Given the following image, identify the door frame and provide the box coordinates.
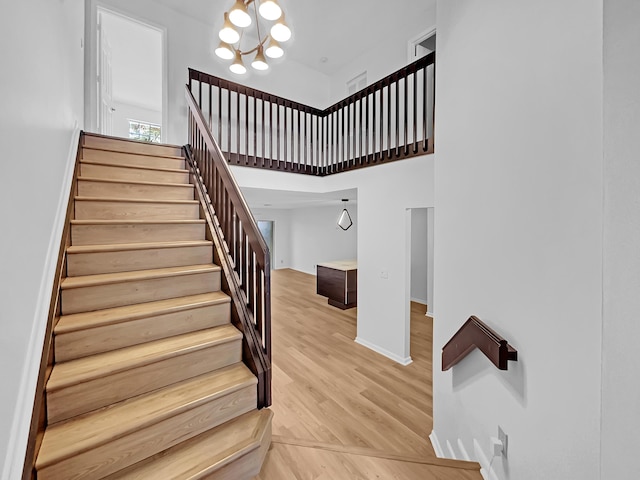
[407,26,437,63]
[85,1,168,142]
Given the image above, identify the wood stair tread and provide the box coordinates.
[36,363,257,470]
[71,219,205,225]
[66,240,212,254]
[83,132,183,150]
[61,264,220,290]
[80,160,189,174]
[74,196,199,205]
[78,176,194,188]
[83,146,185,160]
[47,324,241,391]
[55,291,229,334]
[105,409,273,479]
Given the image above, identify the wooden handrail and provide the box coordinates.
[188,52,435,176]
[442,316,518,371]
[185,85,271,407]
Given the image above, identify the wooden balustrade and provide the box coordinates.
[185,86,271,408]
[188,52,435,176]
[442,316,518,371]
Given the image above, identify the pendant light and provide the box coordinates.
[230,50,247,75]
[251,45,269,71]
[337,199,353,231]
[219,12,240,44]
[270,13,291,42]
[214,41,235,60]
[259,0,282,21]
[229,0,252,28]
[265,38,284,58]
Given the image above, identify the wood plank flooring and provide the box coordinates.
[256,269,479,479]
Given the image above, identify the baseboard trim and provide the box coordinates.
[271,436,479,470]
[1,125,80,480]
[354,337,412,366]
[410,297,428,305]
[426,311,434,317]
[457,438,471,461]
[429,430,444,458]
[474,438,499,480]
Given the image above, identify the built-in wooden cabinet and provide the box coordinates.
[316,261,357,310]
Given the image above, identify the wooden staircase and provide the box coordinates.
[33,133,272,480]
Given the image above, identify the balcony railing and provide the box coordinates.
[188,52,435,176]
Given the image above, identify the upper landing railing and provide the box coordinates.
[188,52,435,176]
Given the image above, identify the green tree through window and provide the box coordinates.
[129,120,161,143]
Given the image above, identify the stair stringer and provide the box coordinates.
[24,133,271,480]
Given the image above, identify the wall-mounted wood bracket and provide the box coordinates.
[442,316,518,371]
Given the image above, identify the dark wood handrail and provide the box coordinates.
[185,85,271,407]
[188,51,435,176]
[442,316,518,371]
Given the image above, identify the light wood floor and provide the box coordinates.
[256,269,480,479]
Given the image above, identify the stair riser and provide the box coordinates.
[61,271,221,315]
[47,340,242,424]
[201,422,272,480]
[77,179,194,201]
[71,222,206,246]
[83,135,183,157]
[83,149,185,169]
[55,302,230,362]
[75,200,200,221]
[67,245,213,276]
[38,385,257,480]
[80,163,189,184]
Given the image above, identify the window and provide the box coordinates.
[347,71,367,96]
[128,120,161,143]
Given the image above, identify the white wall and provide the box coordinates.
[433,1,603,479]
[112,101,162,139]
[86,0,330,145]
[290,204,358,275]
[232,154,434,365]
[601,1,640,478]
[410,208,428,304]
[0,0,85,476]
[426,207,434,314]
[327,2,436,104]
[250,208,292,270]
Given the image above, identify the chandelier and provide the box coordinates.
[215,0,292,75]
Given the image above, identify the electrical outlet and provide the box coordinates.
[498,426,508,458]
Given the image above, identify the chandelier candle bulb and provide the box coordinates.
[259,0,282,21]
[252,46,269,71]
[270,13,291,42]
[215,41,235,60]
[219,12,240,44]
[265,38,284,58]
[230,50,247,75]
[229,0,252,27]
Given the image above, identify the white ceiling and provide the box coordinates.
[100,10,163,111]
[241,187,357,210]
[151,0,435,75]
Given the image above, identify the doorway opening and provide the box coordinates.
[406,206,434,349]
[408,27,436,62]
[95,8,164,141]
[258,220,275,269]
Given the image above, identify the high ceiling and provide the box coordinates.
[151,0,435,75]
